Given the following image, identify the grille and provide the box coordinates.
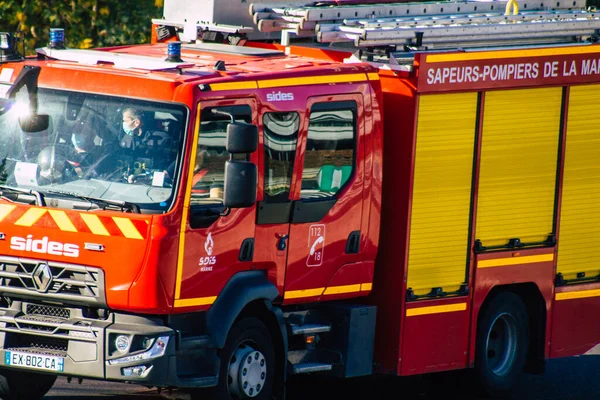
[0,256,105,306]
[26,304,71,319]
[13,335,68,352]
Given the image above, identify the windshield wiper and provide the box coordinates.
[0,185,45,206]
[42,190,140,213]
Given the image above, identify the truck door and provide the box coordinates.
[284,94,366,303]
[253,94,366,303]
[174,99,258,308]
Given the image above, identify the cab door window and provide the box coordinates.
[263,112,300,201]
[300,102,356,200]
[191,105,252,206]
[257,112,300,224]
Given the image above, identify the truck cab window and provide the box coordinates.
[301,103,356,199]
[263,112,299,202]
[191,105,252,206]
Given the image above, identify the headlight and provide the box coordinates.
[115,335,130,353]
[108,336,170,365]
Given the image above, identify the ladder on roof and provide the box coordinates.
[250,0,600,48]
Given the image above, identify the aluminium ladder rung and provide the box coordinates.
[251,0,589,25]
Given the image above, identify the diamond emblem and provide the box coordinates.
[32,263,52,293]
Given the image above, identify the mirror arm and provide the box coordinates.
[211,108,234,123]
[219,207,231,217]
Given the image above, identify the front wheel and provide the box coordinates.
[192,317,275,400]
[0,368,57,400]
[475,291,529,397]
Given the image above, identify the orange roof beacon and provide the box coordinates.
[0,0,600,398]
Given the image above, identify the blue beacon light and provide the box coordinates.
[49,28,65,49]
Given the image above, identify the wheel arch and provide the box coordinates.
[475,283,547,374]
[205,271,288,396]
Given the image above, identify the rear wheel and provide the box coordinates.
[0,368,57,400]
[475,291,529,397]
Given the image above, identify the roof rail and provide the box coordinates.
[36,48,195,71]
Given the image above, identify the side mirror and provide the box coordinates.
[226,122,258,154]
[19,113,49,133]
[223,160,257,208]
[5,65,50,133]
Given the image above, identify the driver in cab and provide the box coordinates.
[37,121,112,183]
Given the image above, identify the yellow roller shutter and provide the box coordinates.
[407,93,477,297]
[476,88,561,248]
[557,84,600,280]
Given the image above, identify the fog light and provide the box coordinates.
[122,365,149,377]
[140,336,154,350]
[115,335,130,353]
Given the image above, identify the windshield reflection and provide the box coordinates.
[0,89,186,213]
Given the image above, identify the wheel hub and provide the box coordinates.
[228,344,267,398]
[486,312,518,376]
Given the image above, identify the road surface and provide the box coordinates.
[43,355,600,399]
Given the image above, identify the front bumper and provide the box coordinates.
[0,300,218,387]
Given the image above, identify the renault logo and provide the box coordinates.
[32,263,52,293]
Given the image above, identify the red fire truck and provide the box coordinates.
[0,0,600,398]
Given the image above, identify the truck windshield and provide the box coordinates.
[0,88,186,213]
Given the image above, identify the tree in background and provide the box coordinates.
[0,0,163,54]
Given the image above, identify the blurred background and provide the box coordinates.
[0,0,163,54]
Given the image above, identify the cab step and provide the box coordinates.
[292,362,333,374]
[290,323,331,335]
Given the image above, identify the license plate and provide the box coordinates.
[4,351,64,372]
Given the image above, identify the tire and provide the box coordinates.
[475,291,529,397]
[0,368,57,400]
[192,317,275,400]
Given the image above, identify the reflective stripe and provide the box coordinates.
[15,208,46,226]
[406,303,467,317]
[80,214,110,236]
[478,253,554,268]
[323,284,361,295]
[258,73,368,89]
[112,217,143,240]
[175,103,202,302]
[0,205,16,222]
[556,289,600,301]
[48,210,77,232]
[174,296,217,307]
[285,288,325,299]
[210,81,258,91]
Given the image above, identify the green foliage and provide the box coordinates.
[0,0,164,54]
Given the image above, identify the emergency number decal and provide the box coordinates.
[307,224,325,267]
[199,232,216,272]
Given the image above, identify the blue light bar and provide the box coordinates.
[0,32,23,63]
[166,41,183,62]
[0,33,10,50]
[49,28,65,49]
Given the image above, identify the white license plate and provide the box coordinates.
[4,351,64,372]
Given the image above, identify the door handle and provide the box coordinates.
[276,234,289,251]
